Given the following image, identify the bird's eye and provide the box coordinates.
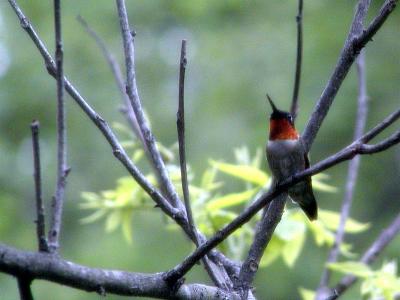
[288,115,293,124]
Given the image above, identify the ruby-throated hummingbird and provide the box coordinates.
[265,95,318,220]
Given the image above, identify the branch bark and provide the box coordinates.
[30,121,48,253]
[48,0,69,253]
[0,244,240,300]
[115,0,183,211]
[76,15,145,144]
[290,0,303,119]
[302,0,397,152]
[235,193,287,299]
[316,49,369,299]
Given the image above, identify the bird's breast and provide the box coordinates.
[266,139,305,180]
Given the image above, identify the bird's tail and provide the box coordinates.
[289,180,318,221]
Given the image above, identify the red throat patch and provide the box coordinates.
[269,119,299,140]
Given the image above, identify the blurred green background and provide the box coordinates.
[0,1,399,299]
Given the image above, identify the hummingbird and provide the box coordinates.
[265,95,318,221]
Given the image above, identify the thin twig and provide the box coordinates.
[316,49,369,299]
[328,213,400,299]
[175,40,231,289]
[115,0,183,211]
[76,15,145,144]
[302,0,397,152]
[236,193,286,299]
[48,0,69,253]
[164,116,400,284]
[290,0,303,118]
[177,40,194,241]
[30,121,48,252]
[17,277,33,300]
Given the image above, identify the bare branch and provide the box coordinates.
[290,0,303,118]
[7,0,239,282]
[17,277,33,300]
[30,121,48,252]
[0,244,240,300]
[236,194,286,298]
[76,15,145,145]
[316,49,369,299]
[328,213,400,299]
[115,0,183,211]
[48,0,69,253]
[165,114,400,284]
[302,0,398,152]
[177,40,193,241]
[175,40,230,289]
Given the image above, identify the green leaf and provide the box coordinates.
[327,261,373,278]
[210,160,269,186]
[105,210,121,233]
[319,209,370,233]
[312,173,338,193]
[80,209,107,224]
[282,229,305,267]
[206,189,257,211]
[275,216,305,241]
[259,237,284,267]
[308,220,334,246]
[298,287,315,300]
[209,210,238,229]
[121,210,133,244]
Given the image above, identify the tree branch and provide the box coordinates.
[0,244,240,300]
[48,0,69,253]
[290,0,303,118]
[302,0,397,152]
[7,0,239,283]
[17,277,33,300]
[328,213,400,299]
[317,50,369,299]
[30,121,48,252]
[76,15,145,144]
[165,113,400,284]
[175,40,231,289]
[236,193,287,299]
[115,0,183,211]
[7,0,185,231]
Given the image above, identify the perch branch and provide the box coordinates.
[302,0,397,152]
[329,213,400,299]
[115,0,183,211]
[165,113,400,284]
[30,120,48,252]
[48,0,69,253]
[236,193,287,299]
[317,50,369,298]
[290,0,303,118]
[76,15,144,144]
[0,244,240,300]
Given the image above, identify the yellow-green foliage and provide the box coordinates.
[80,136,368,268]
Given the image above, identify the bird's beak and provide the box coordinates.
[266,94,278,112]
